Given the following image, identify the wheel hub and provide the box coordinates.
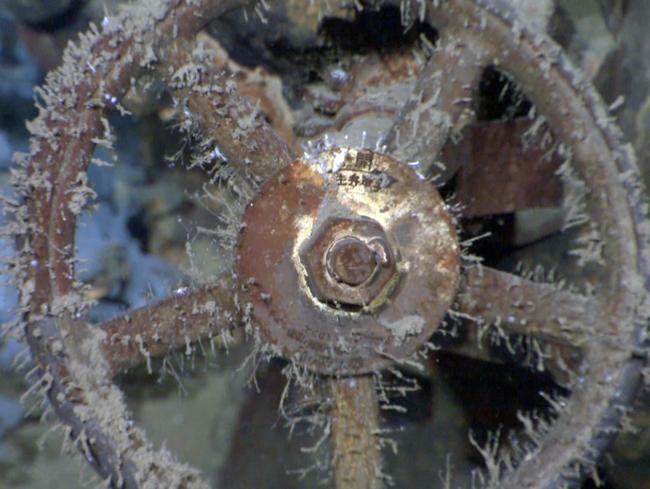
[236,148,460,375]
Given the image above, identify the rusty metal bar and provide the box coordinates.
[384,33,493,182]
[162,37,295,192]
[330,375,383,489]
[98,278,240,376]
[439,319,580,387]
[442,118,564,217]
[456,266,593,348]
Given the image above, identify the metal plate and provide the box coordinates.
[236,148,460,375]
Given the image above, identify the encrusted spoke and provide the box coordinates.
[383,32,492,183]
[98,277,241,375]
[438,322,580,387]
[442,118,564,217]
[163,36,295,198]
[455,266,594,349]
[330,376,383,489]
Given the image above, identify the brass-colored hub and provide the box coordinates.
[236,148,460,375]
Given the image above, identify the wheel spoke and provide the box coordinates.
[442,118,563,217]
[164,36,295,195]
[455,266,594,349]
[383,32,492,182]
[98,277,241,375]
[330,375,383,489]
[438,322,580,387]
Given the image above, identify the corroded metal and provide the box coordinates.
[442,118,564,217]
[295,49,423,139]
[457,266,593,348]
[236,148,460,375]
[326,236,379,287]
[330,376,383,489]
[383,29,494,182]
[14,1,650,488]
[449,266,591,385]
[300,216,398,307]
[98,279,241,376]
[14,1,265,487]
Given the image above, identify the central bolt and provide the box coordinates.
[299,216,399,307]
[325,237,377,286]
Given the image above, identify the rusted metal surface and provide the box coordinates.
[416,2,648,489]
[16,1,264,487]
[447,265,593,385]
[442,118,564,217]
[438,323,579,387]
[383,31,495,182]
[236,148,460,375]
[194,32,300,153]
[163,37,295,192]
[98,279,241,376]
[330,376,383,489]
[456,266,593,348]
[300,217,398,307]
[294,50,422,139]
[327,236,378,286]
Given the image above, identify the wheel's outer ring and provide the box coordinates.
[13,0,650,488]
[421,2,649,488]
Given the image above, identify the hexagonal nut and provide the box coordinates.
[299,215,399,308]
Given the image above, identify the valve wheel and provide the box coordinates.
[8,1,650,489]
